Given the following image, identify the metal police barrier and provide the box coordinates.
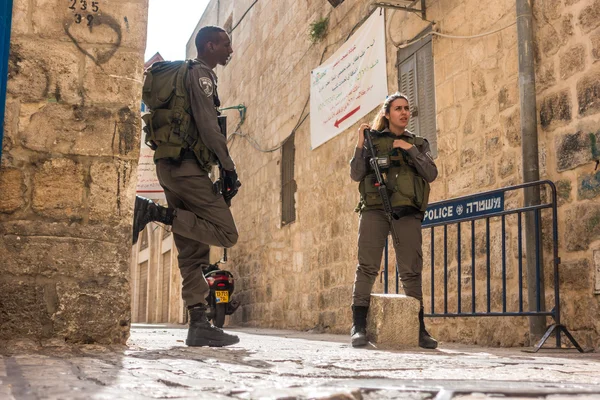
[382,180,585,352]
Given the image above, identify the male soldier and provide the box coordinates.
[133,26,239,347]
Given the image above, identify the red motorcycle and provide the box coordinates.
[202,261,240,328]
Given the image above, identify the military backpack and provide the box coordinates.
[141,60,217,169]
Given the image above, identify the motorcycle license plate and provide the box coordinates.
[215,290,229,303]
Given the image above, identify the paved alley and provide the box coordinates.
[1,325,600,399]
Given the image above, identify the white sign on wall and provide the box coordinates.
[310,10,388,150]
[136,115,165,200]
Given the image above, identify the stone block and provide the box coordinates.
[32,158,85,219]
[578,171,600,200]
[454,71,470,102]
[534,0,561,21]
[539,89,572,130]
[11,0,30,36]
[564,203,600,251]
[366,294,420,348]
[503,45,518,78]
[535,60,556,93]
[0,231,130,279]
[53,281,130,344]
[442,155,460,177]
[440,106,462,132]
[89,160,136,222]
[594,250,600,294]
[592,29,600,62]
[555,130,600,172]
[562,13,575,37]
[538,25,562,58]
[0,168,26,213]
[577,67,600,117]
[460,137,483,167]
[436,79,454,111]
[557,258,593,291]
[448,170,474,196]
[438,133,458,157]
[560,293,597,331]
[82,49,144,106]
[463,107,479,136]
[498,81,518,112]
[474,161,495,188]
[8,40,82,104]
[0,280,55,341]
[560,45,586,80]
[32,0,148,51]
[3,99,20,145]
[498,151,516,179]
[502,108,521,147]
[485,128,502,155]
[556,179,573,206]
[578,0,600,34]
[471,69,487,98]
[480,99,498,128]
[19,104,140,159]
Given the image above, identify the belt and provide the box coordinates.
[392,206,422,219]
[181,149,196,160]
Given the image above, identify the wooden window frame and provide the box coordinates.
[281,133,296,226]
[397,26,437,157]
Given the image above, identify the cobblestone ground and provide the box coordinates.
[1,325,600,399]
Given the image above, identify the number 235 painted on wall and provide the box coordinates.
[68,0,100,26]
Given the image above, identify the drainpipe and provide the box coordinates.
[516,0,546,341]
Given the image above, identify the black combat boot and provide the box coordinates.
[350,305,369,347]
[186,305,240,347]
[132,196,175,244]
[418,308,438,349]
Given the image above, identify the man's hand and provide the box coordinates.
[393,138,414,151]
[223,169,241,205]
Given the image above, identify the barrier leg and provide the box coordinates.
[529,324,590,353]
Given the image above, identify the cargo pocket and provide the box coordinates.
[389,167,415,206]
[360,174,383,207]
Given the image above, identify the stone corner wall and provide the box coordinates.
[0,0,148,346]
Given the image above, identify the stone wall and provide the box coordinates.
[0,0,148,346]
[192,0,600,348]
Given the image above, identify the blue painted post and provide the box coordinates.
[0,0,13,162]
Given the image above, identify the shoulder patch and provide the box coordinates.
[198,77,214,97]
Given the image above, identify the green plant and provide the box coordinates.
[309,17,329,43]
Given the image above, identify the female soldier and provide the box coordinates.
[349,92,438,349]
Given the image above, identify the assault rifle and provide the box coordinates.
[364,129,401,247]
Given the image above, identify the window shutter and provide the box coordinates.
[281,134,296,225]
[416,41,437,157]
[138,261,148,323]
[399,55,419,134]
[161,250,171,322]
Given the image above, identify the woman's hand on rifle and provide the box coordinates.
[357,123,371,149]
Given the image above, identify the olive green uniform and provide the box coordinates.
[156,59,238,307]
[350,129,438,307]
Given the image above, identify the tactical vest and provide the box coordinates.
[358,132,430,213]
[141,60,218,171]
